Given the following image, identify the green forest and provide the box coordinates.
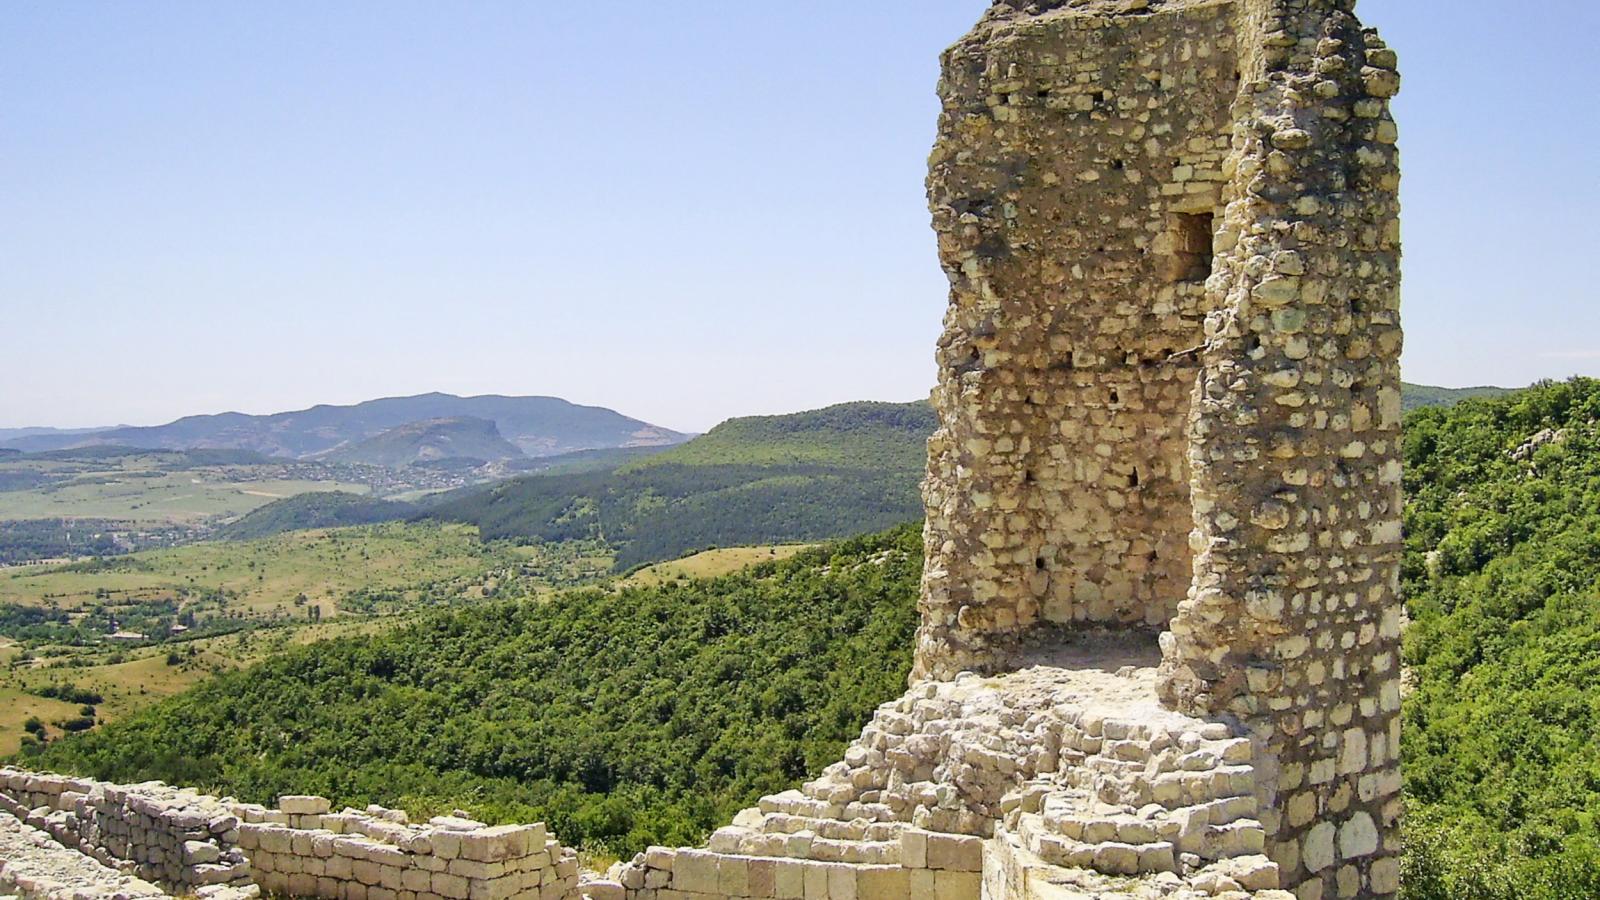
[1401,378,1600,899]
[23,525,923,857]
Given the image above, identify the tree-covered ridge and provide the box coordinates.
[22,524,923,857]
[1401,377,1600,898]
[1400,382,1513,413]
[621,401,936,471]
[425,401,933,569]
[215,492,417,541]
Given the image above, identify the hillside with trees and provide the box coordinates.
[23,525,922,856]
[1401,378,1600,898]
[425,401,935,569]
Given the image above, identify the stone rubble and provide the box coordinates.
[607,652,1295,900]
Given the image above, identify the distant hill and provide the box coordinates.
[0,394,688,460]
[0,426,117,444]
[13,446,279,467]
[314,417,523,467]
[215,492,416,542]
[1401,382,1514,412]
[427,400,935,569]
[622,401,934,472]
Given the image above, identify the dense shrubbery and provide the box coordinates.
[25,524,923,856]
[1401,378,1600,898]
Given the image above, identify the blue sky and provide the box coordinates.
[3,0,1596,433]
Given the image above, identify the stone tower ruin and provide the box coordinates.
[917,0,1403,896]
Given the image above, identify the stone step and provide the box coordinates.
[1030,834,1178,876]
[709,827,903,866]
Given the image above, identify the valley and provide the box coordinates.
[0,380,1591,897]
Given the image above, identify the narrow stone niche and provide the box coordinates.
[1164,212,1216,283]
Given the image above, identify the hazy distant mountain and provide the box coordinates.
[315,417,525,467]
[0,426,119,444]
[0,394,688,459]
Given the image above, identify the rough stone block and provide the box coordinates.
[774,859,805,900]
[448,859,507,880]
[924,835,981,873]
[748,857,777,899]
[803,862,830,900]
[673,851,719,896]
[717,855,750,896]
[643,848,676,872]
[459,825,538,863]
[289,872,319,896]
[826,863,857,900]
[432,871,471,900]
[931,871,977,900]
[899,830,927,869]
[467,875,520,900]
[326,854,355,880]
[280,796,333,816]
[857,866,909,900]
[353,859,384,886]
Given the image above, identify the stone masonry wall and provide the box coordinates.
[919,0,1243,679]
[1156,1,1405,897]
[0,768,251,891]
[0,769,579,900]
[238,797,578,900]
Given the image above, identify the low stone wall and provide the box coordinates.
[0,808,171,900]
[238,796,579,900]
[0,768,250,891]
[0,769,579,900]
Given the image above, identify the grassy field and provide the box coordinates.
[0,522,612,616]
[620,545,816,586]
[0,470,367,523]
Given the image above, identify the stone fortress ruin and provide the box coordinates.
[0,1,1400,900]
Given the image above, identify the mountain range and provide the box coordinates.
[0,394,688,460]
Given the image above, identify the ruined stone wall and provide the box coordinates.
[0,769,579,900]
[915,1,1402,898]
[1157,1,1405,897]
[919,0,1244,678]
[0,768,251,891]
